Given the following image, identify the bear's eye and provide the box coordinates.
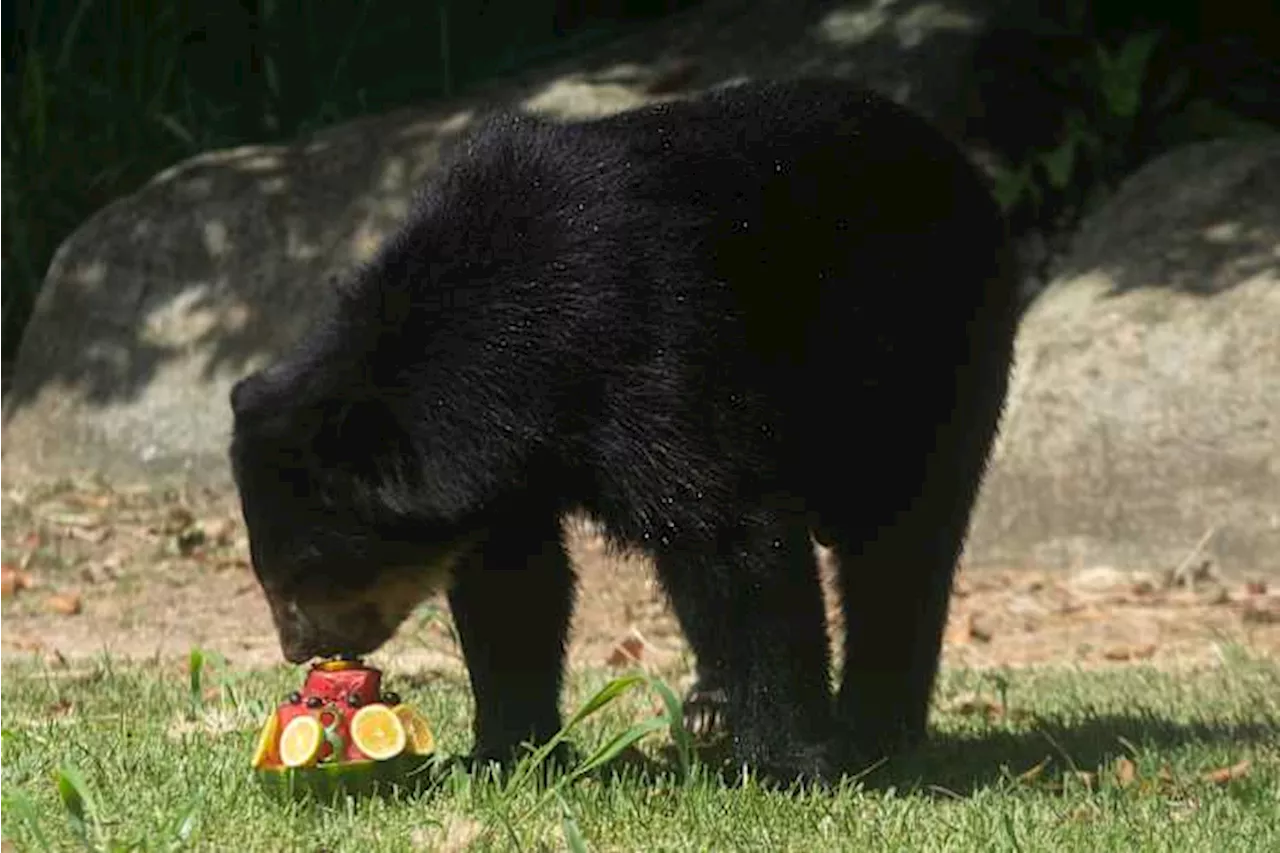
[347,693,363,708]
[305,696,323,709]
[287,691,301,704]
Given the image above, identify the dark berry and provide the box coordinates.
[381,691,401,707]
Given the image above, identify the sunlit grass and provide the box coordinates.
[3,649,1277,851]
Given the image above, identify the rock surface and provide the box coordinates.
[3,0,1009,485]
[966,138,1280,575]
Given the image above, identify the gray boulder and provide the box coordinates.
[3,0,1011,486]
[966,138,1280,576]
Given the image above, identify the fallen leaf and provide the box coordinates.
[944,692,1005,722]
[1202,759,1250,785]
[1,563,33,598]
[1130,579,1156,596]
[47,593,83,616]
[163,505,196,534]
[1069,566,1129,593]
[968,613,994,643]
[410,816,486,852]
[1016,756,1051,783]
[606,631,647,667]
[203,517,238,546]
[943,612,972,646]
[65,524,111,544]
[1168,797,1199,822]
[175,525,206,556]
[1115,757,1137,787]
[1070,770,1098,791]
[46,511,105,530]
[1103,643,1157,662]
[1064,803,1098,823]
[1241,599,1279,624]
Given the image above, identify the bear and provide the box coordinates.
[228,76,1021,786]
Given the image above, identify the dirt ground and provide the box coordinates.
[2,478,1277,683]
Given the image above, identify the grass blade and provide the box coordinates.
[646,675,693,782]
[558,792,591,853]
[56,762,97,843]
[5,788,54,850]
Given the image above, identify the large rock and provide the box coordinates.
[5,0,1013,484]
[966,138,1280,575]
[3,0,1011,486]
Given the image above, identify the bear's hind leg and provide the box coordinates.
[654,514,836,785]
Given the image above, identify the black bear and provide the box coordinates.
[229,77,1020,786]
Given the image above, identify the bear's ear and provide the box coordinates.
[230,372,273,419]
[230,367,326,442]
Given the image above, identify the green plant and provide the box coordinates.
[992,24,1273,226]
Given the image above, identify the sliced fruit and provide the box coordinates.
[256,754,435,801]
[279,714,324,768]
[350,703,406,761]
[250,712,279,769]
[394,705,435,756]
[316,658,361,672]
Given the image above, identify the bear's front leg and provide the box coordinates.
[447,516,575,772]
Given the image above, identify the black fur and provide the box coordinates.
[229,77,1020,786]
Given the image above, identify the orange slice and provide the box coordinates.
[250,712,279,769]
[315,658,361,672]
[349,703,406,761]
[279,715,323,768]
[393,705,435,756]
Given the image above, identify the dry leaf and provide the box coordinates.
[1168,797,1200,822]
[605,631,646,667]
[411,816,485,852]
[1016,756,1051,783]
[944,692,1004,721]
[1103,643,1157,662]
[968,618,994,644]
[1202,759,1250,785]
[1,563,33,598]
[47,592,83,616]
[1065,803,1098,823]
[203,517,238,546]
[163,505,196,533]
[942,609,972,646]
[1114,757,1137,787]
[1130,579,1156,596]
[1070,770,1098,791]
[1241,599,1279,625]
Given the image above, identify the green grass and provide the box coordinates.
[2,652,1278,852]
